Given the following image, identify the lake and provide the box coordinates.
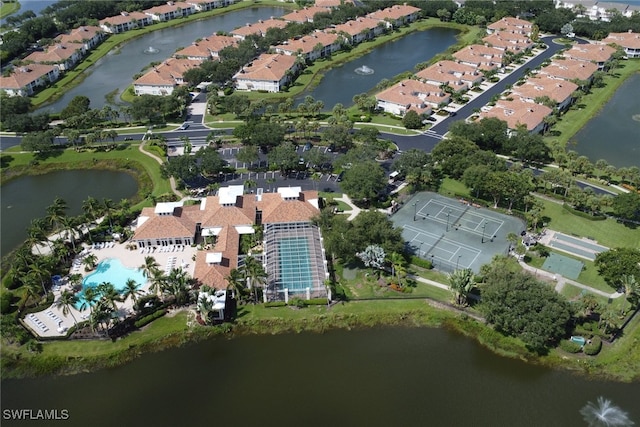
[299,27,459,109]
[572,73,640,168]
[1,326,638,427]
[37,6,286,113]
[0,170,137,256]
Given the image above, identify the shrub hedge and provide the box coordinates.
[410,256,433,270]
[134,309,166,328]
[562,204,606,221]
[559,339,583,353]
[584,336,602,356]
[264,301,286,308]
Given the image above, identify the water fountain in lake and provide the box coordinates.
[143,46,159,54]
[354,65,374,75]
[580,397,635,427]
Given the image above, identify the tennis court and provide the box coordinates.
[541,252,584,280]
[391,192,525,273]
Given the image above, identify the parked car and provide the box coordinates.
[178,123,190,130]
[303,142,312,152]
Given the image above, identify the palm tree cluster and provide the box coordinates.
[225,256,267,304]
[2,196,136,343]
[139,256,195,307]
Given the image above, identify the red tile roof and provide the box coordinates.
[565,43,615,63]
[231,18,288,38]
[539,58,598,82]
[376,79,448,107]
[602,31,640,49]
[274,31,339,55]
[134,57,203,86]
[282,6,329,23]
[0,63,57,89]
[100,11,149,26]
[234,53,297,82]
[331,16,382,37]
[512,75,578,104]
[478,98,552,131]
[368,4,421,21]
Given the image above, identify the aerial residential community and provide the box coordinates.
[1,0,640,425]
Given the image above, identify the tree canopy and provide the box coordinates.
[340,160,386,202]
[480,257,573,353]
[594,248,640,289]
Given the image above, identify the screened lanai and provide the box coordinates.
[263,222,329,302]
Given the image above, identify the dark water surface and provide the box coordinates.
[301,27,459,109]
[0,170,137,255]
[573,73,640,167]
[38,6,286,112]
[2,327,638,427]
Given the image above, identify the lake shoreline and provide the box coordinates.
[2,301,638,382]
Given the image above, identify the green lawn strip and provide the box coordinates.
[439,177,471,198]
[30,0,296,108]
[41,312,190,357]
[0,144,171,201]
[0,1,19,19]
[586,311,640,382]
[540,199,640,249]
[544,59,640,148]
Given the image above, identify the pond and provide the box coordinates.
[298,27,459,109]
[572,73,640,168]
[37,6,287,113]
[0,170,137,255]
[1,326,638,427]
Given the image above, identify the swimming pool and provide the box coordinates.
[77,258,146,307]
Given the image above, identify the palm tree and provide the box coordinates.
[448,268,474,306]
[387,252,406,285]
[79,287,99,329]
[242,256,267,302]
[82,196,102,224]
[140,256,160,279]
[59,215,78,251]
[102,198,116,229]
[83,253,98,271]
[96,282,121,312]
[149,268,166,298]
[122,279,142,304]
[55,290,79,327]
[162,268,191,306]
[619,275,639,307]
[46,197,68,231]
[28,257,51,297]
[226,268,247,301]
[26,218,49,254]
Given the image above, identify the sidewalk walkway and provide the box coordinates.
[138,141,182,199]
[334,194,361,221]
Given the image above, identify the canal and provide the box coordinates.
[573,73,640,168]
[1,326,638,427]
[299,27,459,109]
[37,6,287,113]
[0,170,138,255]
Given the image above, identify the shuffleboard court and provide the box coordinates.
[392,192,525,273]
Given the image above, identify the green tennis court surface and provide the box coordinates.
[541,252,584,280]
[391,192,525,273]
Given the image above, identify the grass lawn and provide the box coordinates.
[540,199,640,249]
[41,312,190,357]
[439,178,471,198]
[0,1,19,19]
[544,59,640,148]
